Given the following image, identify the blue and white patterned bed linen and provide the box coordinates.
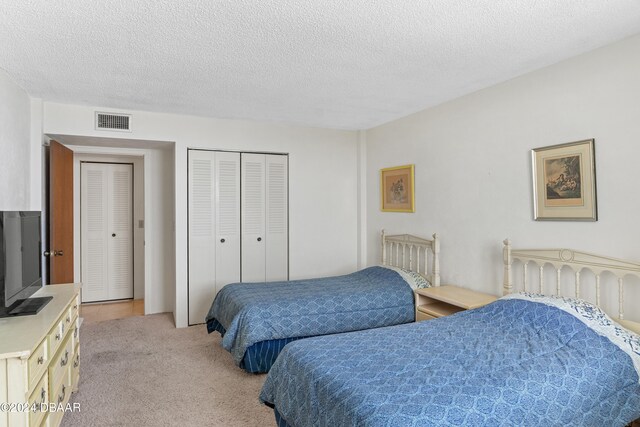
[260,297,640,427]
[205,266,416,367]
[503,292,640,379]
[379,265,431,289]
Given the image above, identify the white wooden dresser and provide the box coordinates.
[0,284,81,427]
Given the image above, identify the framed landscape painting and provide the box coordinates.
[381,164,415,212]
[531,139,597,221]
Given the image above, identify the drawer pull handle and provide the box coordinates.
[73,304,78,310]
[37,356,44,364]
[74,328,78,339]
[55,333,61,341]
[61,350,69,367]
[58,385,66,404]
[73,355,79,368]
[40,387,46,402]
[66,316,71,323]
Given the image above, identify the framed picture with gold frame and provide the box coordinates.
[380,164,415,212]
[532,139,597,221]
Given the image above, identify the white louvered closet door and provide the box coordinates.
[241,153,288,283]
[241,153,266,282]
[81,164,108,302]
[81,163,133,302]
[265,155,288,281]
[214,152,241,294]
[188,150,240,325]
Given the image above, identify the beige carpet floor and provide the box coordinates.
[61,313,274,427]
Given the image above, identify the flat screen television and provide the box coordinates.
[0,211,50,317]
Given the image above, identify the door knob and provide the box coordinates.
[257,237,262,242]
[43,250,52,257]
[112,233,116,237]
[220,238,225,243]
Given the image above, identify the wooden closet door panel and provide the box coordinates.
[265,155,288,282]
[214,152,241,293]
[241,153,266,282]
[188,150,217,325]
[80,163,109,302]
[49,141,74,284]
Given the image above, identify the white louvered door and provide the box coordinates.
[265,155,288,281]
[214,152,241,295]
[241,153,288,283]
[241,153,266,282]
[188,150,240,325]
[81,164,108,302]
[81,163,133,302]
[108,165,134,299]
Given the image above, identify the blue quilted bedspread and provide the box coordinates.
[260,298,640,426]
[205,266,415,367]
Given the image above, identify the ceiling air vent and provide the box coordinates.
[95,112,132,132]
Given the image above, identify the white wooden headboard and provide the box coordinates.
[503,238,640,334]
[381,230,440,287]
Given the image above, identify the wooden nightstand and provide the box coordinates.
[415,285,497,322]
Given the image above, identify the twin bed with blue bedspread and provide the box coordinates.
[206,232,439,373]
[206,265,428,373]
[260,294,640,426]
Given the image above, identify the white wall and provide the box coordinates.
[42,103,360,326]
[29,98,43,209]
[366,34,640,321]
[0,69,31,210]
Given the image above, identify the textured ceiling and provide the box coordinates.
[2,1,640,130]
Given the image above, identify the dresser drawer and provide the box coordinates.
[52,378,71,407]
[70,294,80,322]
[28,371,49,427]
[49,297,76,359]
[48,332,73,393]
[72,317,80,348]
[48,318,66,357]
[27,338,48,392]
[63,307,74,330]
[70,346,80,391]
[48,373,72,427]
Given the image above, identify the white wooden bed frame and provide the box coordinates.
[381,230,440,287]
[503,238,640,335]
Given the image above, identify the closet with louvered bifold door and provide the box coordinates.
[80,162,134,302]
[188,150,288,326]
[241,153,289,283]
